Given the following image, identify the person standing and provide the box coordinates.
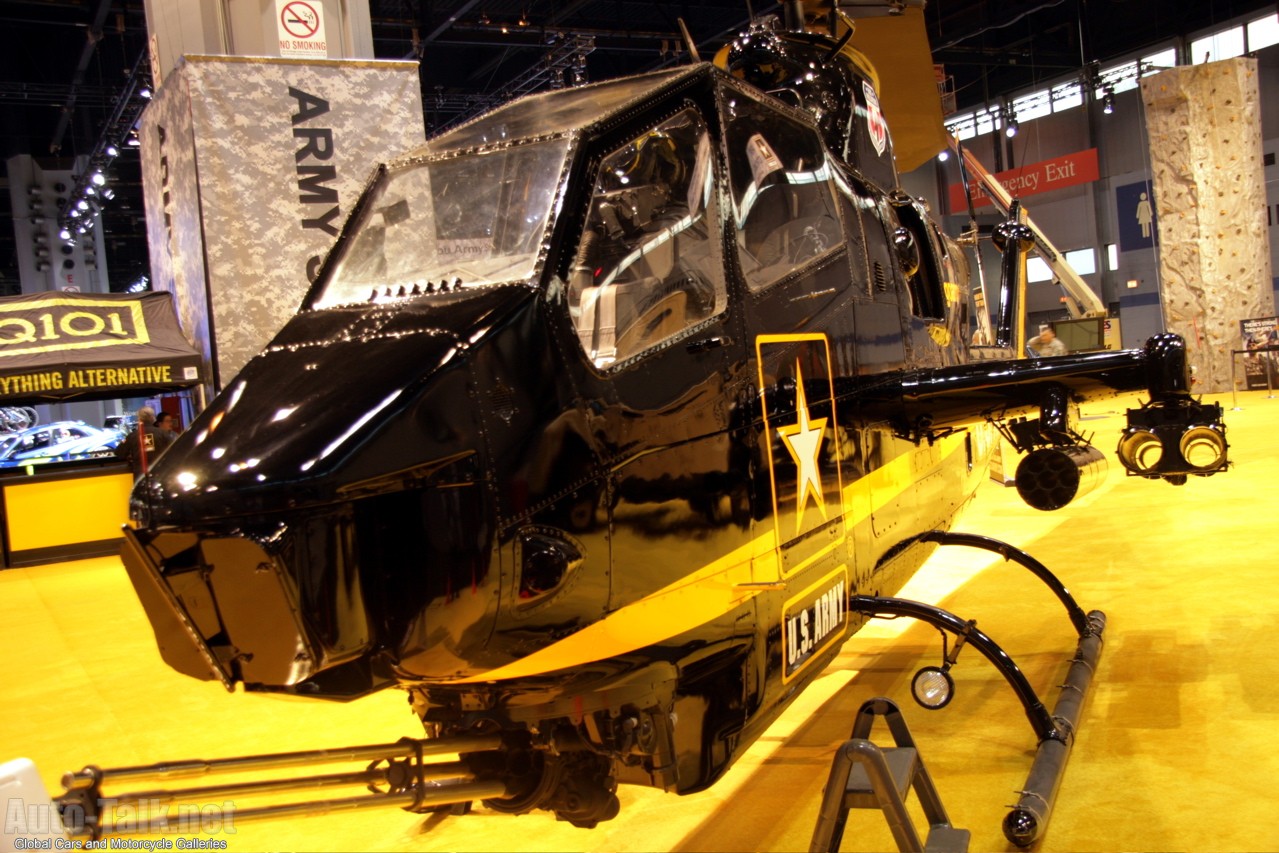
[155,411,179,436]
[115,406,176,478]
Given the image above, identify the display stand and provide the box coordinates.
[809,697,969,853]
[1230,345,1279,409]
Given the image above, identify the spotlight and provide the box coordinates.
[1102,88,1115,115]
[101,188,115,200]
[77,199,89,211]
[911,666,955,710]
[937,149,950,162]
[106,144,119,157]
[1005,117,1019,138]
[91,172,106,186]
[59,228,72,241]
[1179,426,1227,471]
[1117,428,1163,474]
[139,87,152,99]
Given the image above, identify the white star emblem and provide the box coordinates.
[777,362,828,535]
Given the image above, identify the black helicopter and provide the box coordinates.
[69,2,1227,848]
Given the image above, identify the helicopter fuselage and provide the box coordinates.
[121,61,1203,824]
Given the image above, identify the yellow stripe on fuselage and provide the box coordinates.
[447,429,974,685]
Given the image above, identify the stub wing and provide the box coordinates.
[846,334,1227,506]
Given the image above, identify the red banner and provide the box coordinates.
[949,148,1099,211]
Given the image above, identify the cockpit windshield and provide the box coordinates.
[424,68,692,153]
[311,67,704,310]
[311,137,571,309]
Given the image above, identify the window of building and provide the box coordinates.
[1051,82,1083,112]
[1142,47,1177,73]
[1191,26,1245,63]
[1027,256,1053,283]
[1012,90,1052,122]
[1097,61,1138,97]
[974,104,1003,135]
[948,112,976,140]
[1065,248,1097,276]
[1248,13,1279,51]
[1027,248,1096,283]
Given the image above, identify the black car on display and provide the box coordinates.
[0,420,123,468]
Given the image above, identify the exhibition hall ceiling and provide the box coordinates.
[0,0,1274,291]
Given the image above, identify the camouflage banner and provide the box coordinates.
[140,56,424,388]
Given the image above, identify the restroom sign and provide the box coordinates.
[277,0,327,59]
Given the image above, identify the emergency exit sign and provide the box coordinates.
[949,148,1099,211]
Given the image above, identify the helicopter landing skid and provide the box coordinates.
[849,531,1106,848]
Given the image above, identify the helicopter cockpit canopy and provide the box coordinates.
[308,67,701,310]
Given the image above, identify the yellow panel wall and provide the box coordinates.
[4,471,132,553]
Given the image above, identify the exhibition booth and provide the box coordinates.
[0,289,204,567]
[2,3,1278,851]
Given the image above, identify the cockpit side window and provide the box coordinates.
[723,99,842,292]
[569,108,725,369]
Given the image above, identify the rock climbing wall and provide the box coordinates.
[1141,58,1273,393]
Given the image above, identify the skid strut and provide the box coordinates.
[55,734,507,839]
[850,531,1106,847]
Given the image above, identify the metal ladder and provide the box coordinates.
[809,697,969,853]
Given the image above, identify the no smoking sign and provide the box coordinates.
[276,0,328,59]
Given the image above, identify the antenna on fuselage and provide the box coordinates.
[676,18,701,62]
[822,12,855,62]
[783,0,805,31]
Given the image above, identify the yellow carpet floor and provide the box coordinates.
[2,390,1276,852]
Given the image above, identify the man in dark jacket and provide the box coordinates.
[115,406,176,478]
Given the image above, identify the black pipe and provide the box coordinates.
[990,202,1034,350]
[848,596,1060,742]
[1143,332,1192,399]
[1003,612,1106,846]
[48,0,114,154]
[919,531,1091,635]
